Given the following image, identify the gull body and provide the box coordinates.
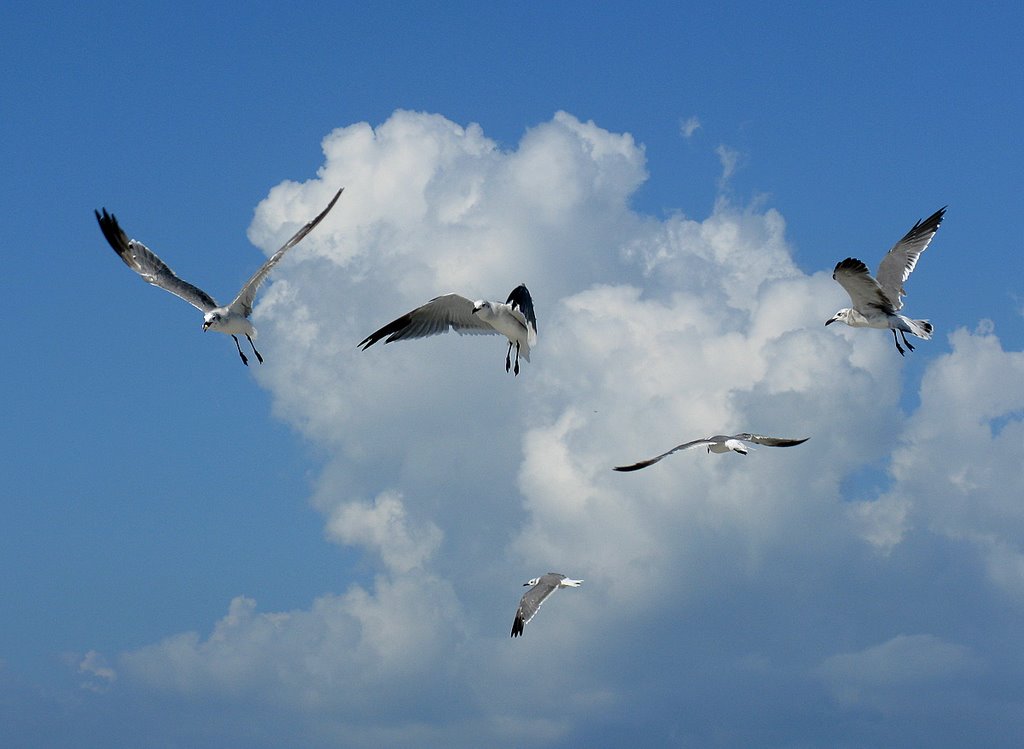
[614,433,809,472]
[359,283,537,374]
[825,206,946,355]
[511,573,582,638]
[95,188,343,365]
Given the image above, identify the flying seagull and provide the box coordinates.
[358,284,537,375]
[511,573,582,638]
[95,187,343,365]
[614,433,809,472]
[825,206,946,355]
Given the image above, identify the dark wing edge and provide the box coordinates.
[832,257,895,314]
[94,208,219,312]
[613,455,667,472]
[892,206,946,251]
[506,284,537,334]
[613,438,708,472]
[510,607,526,637]
[832,256,871,279]
[358,312,415,349]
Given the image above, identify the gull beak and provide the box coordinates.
[202,321,211,331]
[824,316,836,326]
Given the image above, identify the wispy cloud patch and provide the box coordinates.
[816,634,981,709]
[77,650,116,693]
[679,115,701,138]
[715,143,742,186]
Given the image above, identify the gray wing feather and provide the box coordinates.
[229,187,344,317]
[875,206,945,310]
[359,293,498,349]
[95,209,219,312]
[738,434,809,447]
[613,438,712,472]
[832,257,895,315]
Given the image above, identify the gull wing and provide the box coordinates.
[832,257,896,316]
[358,293,498,349]
[511,573,564,637]
[95,209,219,312]
[229,187,344,317]
[737,434,809,448]
[875,206,946,310]
[613,438,714,472]
[506,283,538,345]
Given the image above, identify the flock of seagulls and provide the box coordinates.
[94,192,947,637]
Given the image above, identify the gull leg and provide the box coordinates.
[247,335,264,364]
[891,329,905,357]
[505,341,513,373]
[898,329,915,352]
[513,341,521,376]
[232,335,249,366]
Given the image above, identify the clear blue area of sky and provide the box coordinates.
[1,2,1021,746]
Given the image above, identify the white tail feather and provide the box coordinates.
[899,316,933,340]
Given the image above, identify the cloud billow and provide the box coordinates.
[113,110,1024,747]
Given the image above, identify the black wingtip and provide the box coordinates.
[833,257,868,275]
[358,312,414,350]
[612,462,650,472]
[903,206,947,239]
[506,284,537,332]
[511,614,525,638]
[94,208,132,258]
[94,207,113,232]
[779,437,810,447]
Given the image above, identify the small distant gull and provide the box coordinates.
[511,573,583,638]
[826,206,946,355]
[614,433,809,472]
[95,188,343,365]
[359,284,537,375]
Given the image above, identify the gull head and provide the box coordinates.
[472,300,495,321]
[524,577,540,587]
[825,308,852,327]
[203,311,221,332]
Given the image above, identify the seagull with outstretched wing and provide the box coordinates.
[511,573,582,637]
[614,433,809,472]
[95,188,343,365]
[825,206,946,355]
[359,283,537,374]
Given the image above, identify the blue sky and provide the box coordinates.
[3,2,1023,747]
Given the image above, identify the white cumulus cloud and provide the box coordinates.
[102,110,1024,747]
